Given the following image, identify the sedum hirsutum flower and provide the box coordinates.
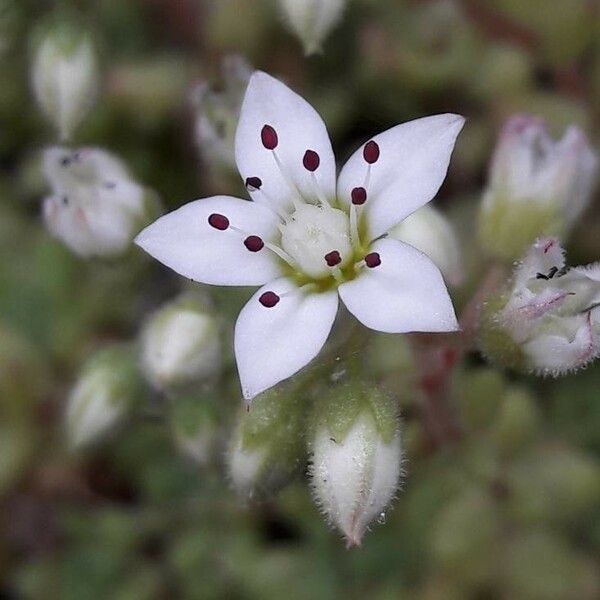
[31,23,98,141]
[278,0,347,55]
[308,382,402,547]
[136,72,464,402]
[140,293,222,392]
[42,146,159,258]
[388,204,464,287]
[480,237,600,375]
[479,114,598,261]
[192,55,252,171]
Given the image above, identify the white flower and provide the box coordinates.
[389,205,464,286]
[310,409,402,547]
[31,28,98,140]
[192,55,252,170]
[140,293,222,392]
[278,0,347,55]
[480,114,598,259]
[136,72,464,402]
[497,237,600,375]
[42,146,155,258]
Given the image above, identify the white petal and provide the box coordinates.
[234,278,338,401]
[337,114,464,240]
[235,71,336,213]
[135,196,282,286]
[338,238,458,333]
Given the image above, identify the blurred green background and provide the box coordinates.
[1,0,600,598]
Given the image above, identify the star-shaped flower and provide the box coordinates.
[136,72,464,401]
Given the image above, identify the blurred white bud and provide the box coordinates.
[279,0,346,55]
[389,205,464,286]
[479,115,598,260]
[42,146,158,258]
[481,237,600,375]
[192,55,252,171]
[31,25,99,140]
[66,345,141,449]
[141,293,222,393]
[309,383,402,547]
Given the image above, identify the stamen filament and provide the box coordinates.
[272,150,305,209]
[350,203,360,249]
[310,172,331,208]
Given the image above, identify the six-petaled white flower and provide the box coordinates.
[136,72,464,402]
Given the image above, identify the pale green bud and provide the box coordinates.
[389,205,464,286]
[66,345,142,448]
[479,114,598,261]
[42,146,159,258]
[479,238,600,375]
[227,387,305,497]
[308,382,401,547]
[31,21,99,140]
[140,293,222,393]
[278,0,346,55]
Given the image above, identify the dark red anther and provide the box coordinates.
[351,187,367,205]
[365,252,381,268]
[208,213,229,230]
[363,140,380,164]
[261,125,278,150]
[303,150,320,172]
[324,250,342,267]
[259,291,280,308]
[245,177,262,191]
[244,235,264,252]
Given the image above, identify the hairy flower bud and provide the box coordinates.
[480,237,600,375]
[278,0,346,55]
[42,146,159,258]
[308,382,402,547]
[140,293,222,392]
[227,387,304,497]
[192,55,251,171]
[479,115,598,261]
[389,205,464,286]
[66,345,142,448]
[31,22,99,140]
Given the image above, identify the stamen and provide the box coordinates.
[303,150,320,172]
[244,235,264,252]
[365,252,381,268]
[245,177,262,191]
[349,203,360,249]
[351,187,367,205]
[208,213,229,230]
[324,250,342,267]
[363,140,380,164]
[261,125,278,150]
[259,291,280,308]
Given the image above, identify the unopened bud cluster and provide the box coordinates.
[480,237,600,375]
[42,146,159,258]
[479,115,598,261]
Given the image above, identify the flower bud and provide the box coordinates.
[479,237,600,375]
[42,146,159,258]
[308,382,402,547]
[169,394,219,465]
[278,0,346,55]
[479,115,598,261]
[227,387,305,497]
[31,21,99,140]
[140,293,222,393]
[66,344,142,448]
[389,205,464,286]
[192,55,252,171]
